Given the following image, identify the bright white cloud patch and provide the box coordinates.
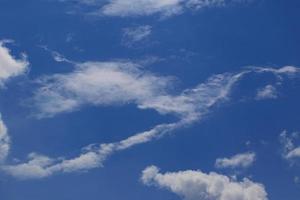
[215,152,256,169]
[256,85,278,100]
[280,131,300,161]
[0,40,29,85]
[141,165,268,200]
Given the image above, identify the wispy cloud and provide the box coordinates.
[0,116,10,163]
[215,152,256,169]
[67,0,248,18]
[141,165,268,200]
[255,85,278,100]
[279,130,300,161]
[122,25,152,47]
[1,65,300,179]
[2,64,244,179]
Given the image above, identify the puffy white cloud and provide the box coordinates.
[215,152,256,169]
[31,61,173,118]
[0,40,29,85]
[141,165,268,200]
[0,116,10,163]
[31,61,243,119]
[279,130,300,160]
[255,85,277,100]
[122,25,152,47]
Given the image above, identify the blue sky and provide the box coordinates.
[0,0,300,200]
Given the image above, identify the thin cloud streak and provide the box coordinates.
[1,65,300,179]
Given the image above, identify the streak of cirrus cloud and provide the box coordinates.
[1,60,299,179]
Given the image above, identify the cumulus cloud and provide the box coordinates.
[215,152,256,169]
[122,25,152,47]
[141,165,268,200]
[279,131,300,161]
[255,85,278,100]
[0,40,29,85]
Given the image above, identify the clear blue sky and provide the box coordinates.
[0,0,300,200]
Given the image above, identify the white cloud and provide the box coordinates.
[251,66,300,77]
[255,85,278,100]
[2,65,300,179]
[0,116,10,163]
[122,25,152,47]
[2,153,59,179]
[71,0,236,17]
[2,67,243,179]
[101,0,184,17]
[215,152,256,169]
[141,165,268,200]
[0,39,29,163]
[0,40,29,85]
[30,61,244,119]
[31,61,173,118]
[279,130,300,161]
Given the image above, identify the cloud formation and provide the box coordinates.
[122,25,152,47]
[1,65,300,179]
[0,116,10,163]
[215,152,256,169]
[0,40,28,163]
[70,0,246,17]
[279,130,300,161]
[255,85,278,100]
[0,40,29,86]
[2,63,244,179]
[141,165,268,200]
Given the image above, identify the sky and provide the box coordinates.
[0,0,300,200]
